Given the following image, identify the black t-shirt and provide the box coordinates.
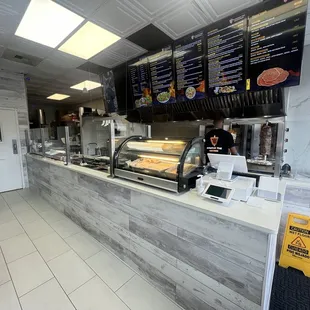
[205,128,234,156]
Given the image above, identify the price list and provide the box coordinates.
[207,14,246,96]
[175,32,205,101]
[129,58,152,108]
[149,47,175,104]
[248,0,307,90]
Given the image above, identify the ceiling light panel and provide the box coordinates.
[59,21,120,60]
[15,0,85,48]
[70,80,102,91]
[47,93,70,100]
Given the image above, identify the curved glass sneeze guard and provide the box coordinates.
[116,138,203,181]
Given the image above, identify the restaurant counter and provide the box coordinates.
[27,154,283,310]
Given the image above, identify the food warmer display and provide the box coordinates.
[113,137,204,193]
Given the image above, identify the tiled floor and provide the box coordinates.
[0,189,182,310]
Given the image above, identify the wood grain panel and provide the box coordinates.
[177,228,265,276]
[130,216,263,305]
[78,173,131,205]
[131,191,268,263]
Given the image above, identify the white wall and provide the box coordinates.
[0,70,29,188]
[284,45,310,178]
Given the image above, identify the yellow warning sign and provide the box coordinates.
[279,213,310,277]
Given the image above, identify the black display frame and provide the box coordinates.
[246,0,308,92]
[204,10,249,97]
[173,29,207,102]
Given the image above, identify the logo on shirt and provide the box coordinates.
[210,135,219,147]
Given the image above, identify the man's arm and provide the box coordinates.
[230,146,238,155]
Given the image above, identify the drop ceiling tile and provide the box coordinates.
[53,0,106,18]
[78,62,109,75]
[44,50,86,70]
[154,1,211,40]
[127,24,173,51]
[121,0,185,20]
[0,58,32,74]
[195,0,259,19]
[9,36,54,59]
[107,39,147,60]
[91,0,148,38]
[35,60,67,77]
[0,45,4,57]
[91,51,125,68]
[59,68,101,85]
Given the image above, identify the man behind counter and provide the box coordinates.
[205,116,238,158]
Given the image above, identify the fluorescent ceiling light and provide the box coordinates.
[47,93,70,101]
[70,80,102,91]
[15,0,84,48]
[59,21,120,60]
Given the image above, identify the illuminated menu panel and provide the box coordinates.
[207,14,247,96]
[248,0,307,91]
[129,57,152,108]
[149,46,176,104]
[175,32,205,101]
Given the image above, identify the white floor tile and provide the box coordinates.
[17,189,36,199]
[69,276,129,310]
[0,220,24,242]
[65,231,102,260]
[86,249,135,291]
[51,219,82,239]
[0,281,21,310]
[9,201,32,214]
[0,252,10,286]
[34,233,70,262]
[1,234,36,263]
[20,278,75,310]
[2,192,24,205]
[28,199,53,214]
[40,209,66,224]
[22,219,54,240]
[0,250,4,265]
[117,276,181,310]
[8,252,53,297]
[0,195,7,208]
[14,209,41,225]
[48,250,95,294]
[0,208,16,225]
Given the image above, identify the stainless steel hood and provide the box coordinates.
[126,88,285,123]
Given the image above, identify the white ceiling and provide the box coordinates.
[0,0,309,105]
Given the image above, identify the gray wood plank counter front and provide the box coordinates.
[26,155,282,310]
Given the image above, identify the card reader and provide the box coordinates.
[201,184,235,204]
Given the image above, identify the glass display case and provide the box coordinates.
[28,128,46,156]
[114,136,204,192]
[26,127,70,164]
[44,126,68,162]
[71,118,149,173]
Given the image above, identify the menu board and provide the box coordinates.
[206,14,247,96]
[175,32,205,101]
[248,0,307,91]
[102,70,118,113]
[149,47,176,104]
[129,57,152,108]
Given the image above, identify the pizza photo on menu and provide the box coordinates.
[257,68,289,87]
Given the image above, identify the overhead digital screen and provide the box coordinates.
[175,31,205,101]
[149,46,176,104]
[247,0,307,91]
[206,14,247,96]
